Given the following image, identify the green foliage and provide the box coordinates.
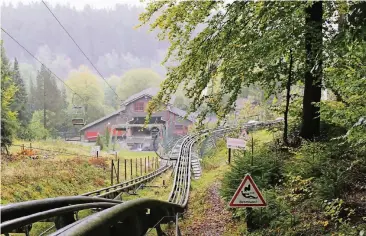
[116,68,163,101]
[96,135,104,150]
[1,42,18,153]
[104,75,122,109]
[140,1,308,127]
[219,131,366,235]
[104,126,111,148]
[11,58,31,133]
[26,111,50,140]
[221,147,285,202]
[66,66,106,123]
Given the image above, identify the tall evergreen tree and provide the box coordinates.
[28,79,36,113]
[11,58,30,129]
[1,43,18,153]
[34,64,63,132]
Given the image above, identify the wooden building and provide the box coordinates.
[80,88,195,150]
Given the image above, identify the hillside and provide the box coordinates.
[1,2,169,77]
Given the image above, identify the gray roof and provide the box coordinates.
[122,87,176,106]
[79,109,122,131]
[168,106,196,122]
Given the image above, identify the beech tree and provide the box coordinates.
[140,1,364,141]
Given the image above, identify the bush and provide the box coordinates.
[221,146,285,202]
[221,131,366,235]
[27,118,49,140]
[286,140,365,200]
[88,157,108,169]
[220,142,287,231]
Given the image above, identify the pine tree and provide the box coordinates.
[1,43,18,153]
[11,58,30,129]
[34,64,64,133]
[29,79,36,113]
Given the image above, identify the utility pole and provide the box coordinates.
[43,75,46,137]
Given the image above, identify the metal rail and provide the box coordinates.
[0,162,172,234]
[82,164,172,199]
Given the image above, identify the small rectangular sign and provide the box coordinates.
[91,146,101,156]
[226,138,246,150]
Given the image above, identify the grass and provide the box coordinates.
[2,139,165,235]
[122,169,174,201]
[9,139,157,160]
[117,149,157,159]
[10,139,92,159]
[2,138,162,204]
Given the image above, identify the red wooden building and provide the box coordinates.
[80,88,195,150]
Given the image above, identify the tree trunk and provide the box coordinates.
[300,1,323,140]
[284,49,293,145]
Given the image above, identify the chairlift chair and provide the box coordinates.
[71,93,86,126]
[71,105,86,126]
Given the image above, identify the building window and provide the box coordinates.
[175,125,184,130]
[134,102,144,112]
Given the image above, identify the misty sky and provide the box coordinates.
[3,0,144,10]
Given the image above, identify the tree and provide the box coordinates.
[140,2,364,141]
[300,2,323,140]
[104,75,122,109]
[173,88,191,110]
[18,62,37,93]
[321,2,366,150]
[33,64,63,131]
[1,43,18,153]
[139,1,308,130]
[116,69,163,101]
[11,58,30,131]
[66,66,106,123]
[27,110,50,140]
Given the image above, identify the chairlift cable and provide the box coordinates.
[2,27,91,130]
[1,28,85,102]
[42,0,121,101]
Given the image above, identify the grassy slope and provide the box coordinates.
[1,139,158,204]
[1,140,161,236]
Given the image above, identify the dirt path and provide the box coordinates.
[181,182,238,236]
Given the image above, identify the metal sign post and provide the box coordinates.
[228,148,231,164]
[226,138,246,164]
[91,146,100,157]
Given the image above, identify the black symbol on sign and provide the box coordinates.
[244,184,251,192]
[241,184,258,199]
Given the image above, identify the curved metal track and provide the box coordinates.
[0,120,282,235]
[82,164,172,199]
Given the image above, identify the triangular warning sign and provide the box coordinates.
[229,174,267,208]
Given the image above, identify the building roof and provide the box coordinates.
[79,109,122,131]
[122,87,176,106]
[80,88,190,131]
[168,106,196,122]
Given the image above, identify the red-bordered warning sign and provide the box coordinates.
[229,174,267,208]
